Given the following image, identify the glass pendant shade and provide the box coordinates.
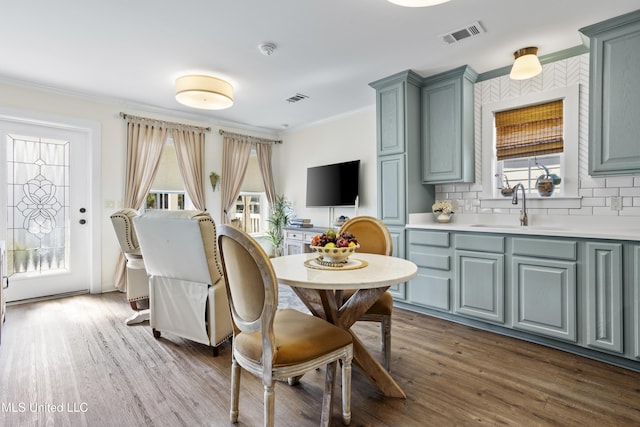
[509,47,543,80]
[175,75,234,110]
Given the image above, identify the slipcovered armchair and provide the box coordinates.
[133,210,233,356]
[339,216,394,371]
[110,209,150,325]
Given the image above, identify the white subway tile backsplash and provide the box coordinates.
[620,187,640,197]
[580,177,606,188]
[593,188,619,197]
[582,197,606,207]
[606,176,634,188]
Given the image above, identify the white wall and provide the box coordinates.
[277,107,377,229]
[0,81,279,292]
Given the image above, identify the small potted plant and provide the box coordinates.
[535,161,561,197]
[432,200,454,223]
[495,173,514,197]
[265,195,293,257]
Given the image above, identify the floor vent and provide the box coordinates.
[286,93,309,103]
[440,21,485,44]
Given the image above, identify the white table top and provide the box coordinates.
[270,253,417,290]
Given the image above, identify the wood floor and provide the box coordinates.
[1,291,639,427]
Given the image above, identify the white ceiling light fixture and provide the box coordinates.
[509,47,543,80]
[175,74,234,110]
[387,0,451,7]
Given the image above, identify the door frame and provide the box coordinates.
[0,106,101,295]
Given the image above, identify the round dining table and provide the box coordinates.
[270,252,418,400]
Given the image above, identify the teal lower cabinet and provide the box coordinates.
[585,242,623,353]
[406,230,452,311]
[401,228,640,371]
[454,233,505,323]
[387,226,407,300]
[455,250,504,323]
[512,256,577,342]
[632,245,640,360]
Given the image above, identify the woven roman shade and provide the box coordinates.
[495,100,563,161]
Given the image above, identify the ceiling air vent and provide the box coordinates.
[286,93,309,103]
[440,21,485,44]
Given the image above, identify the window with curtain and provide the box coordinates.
[228,151,268,234]
[494,99,564,196]
[145,138,193,210]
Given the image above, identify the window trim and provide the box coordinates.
[480,84,581,209]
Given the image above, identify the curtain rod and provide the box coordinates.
[219,129,282,145]
[119,112,211,132]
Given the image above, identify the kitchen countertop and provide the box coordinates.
[407,213,640,241]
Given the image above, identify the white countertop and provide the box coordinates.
[407,213,640,241]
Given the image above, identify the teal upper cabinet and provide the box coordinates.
[580,10,640,176]
[370,71,434,225]
[370,70,423,156]
[421,65,477,184]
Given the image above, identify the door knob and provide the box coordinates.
[79,219,87,225]
[79,208,86,213]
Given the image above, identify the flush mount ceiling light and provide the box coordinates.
[509,47,543,80]
[387,0,451,7]
[175,75,234,110]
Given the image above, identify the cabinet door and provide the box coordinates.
[376,81,405,156]
[387,227,406,300]
[455,250,504,323]
[378,154,406,226]
[633,245,640,360]
[582,11,640,175]
[422,78,461,183]
[512,257,577,342]
[585,242,623,353]
[284,241,303,255]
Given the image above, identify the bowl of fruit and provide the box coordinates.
[310,230,359,263]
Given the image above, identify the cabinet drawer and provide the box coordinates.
[512,237,577,261]
[285,230,303,240]
[409,251,450,271]
[409,230,450,247]
[455,234,504,253]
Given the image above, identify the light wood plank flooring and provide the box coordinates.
[1,291,639,426]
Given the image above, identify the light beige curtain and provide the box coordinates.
[114,119,169,292]
[220,135,252,223]
[255,143,276,206]
[172,128,206,210]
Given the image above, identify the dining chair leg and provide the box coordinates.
[264,380,275,427]
[342,354,353,425]
[382,316,391,372]
[321,361,337,427]
[230,357,241,423]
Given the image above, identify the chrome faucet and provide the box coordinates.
[511,183,528,226]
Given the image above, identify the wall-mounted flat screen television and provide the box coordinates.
[306,160,360,207]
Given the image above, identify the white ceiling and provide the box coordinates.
[1,0,638,133]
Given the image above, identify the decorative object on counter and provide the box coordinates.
[209,171,219,192]
[333,215,349,227]
[432,200,454,223]
[265,195,293,257]
[310,230,359,264]
[535,159,561,197]
[290,218,313,228]
[495,173,514,197]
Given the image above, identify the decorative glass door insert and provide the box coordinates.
[6,134,69,276]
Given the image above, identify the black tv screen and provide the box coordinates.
[306,160,360,207]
